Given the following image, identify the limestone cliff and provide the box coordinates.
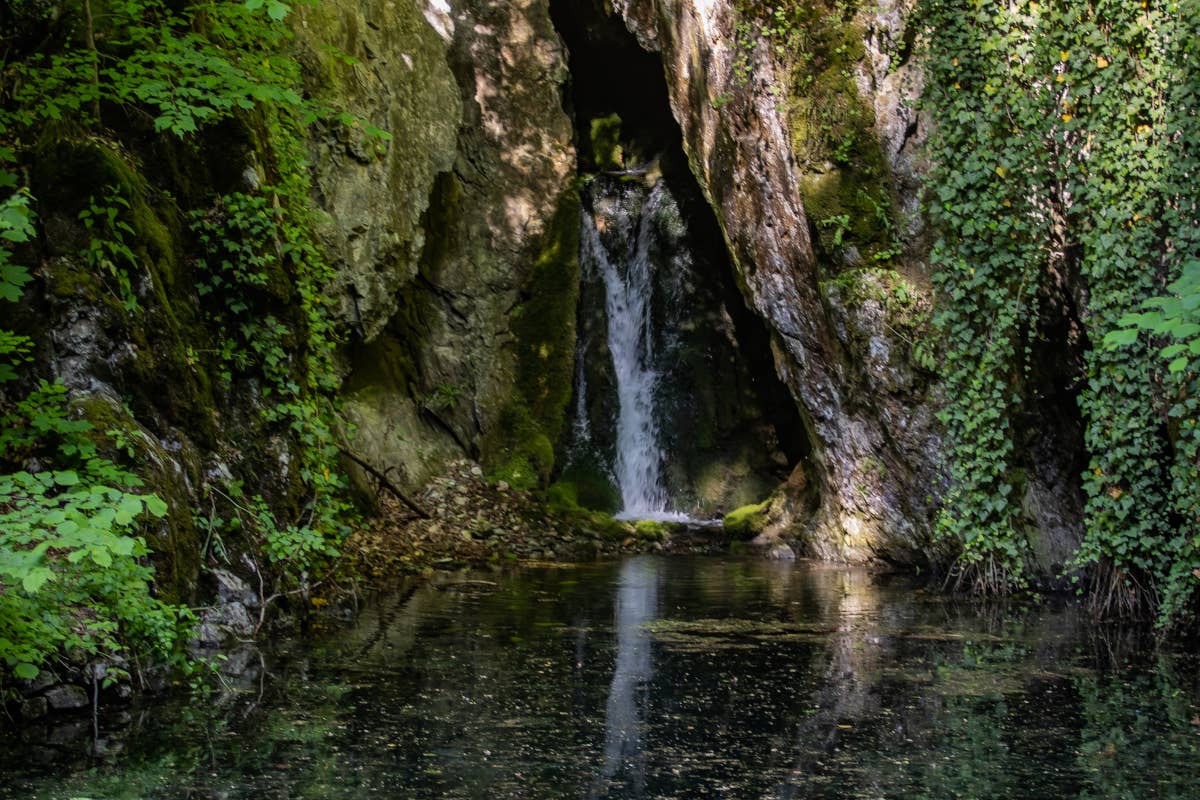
[11,0,580,599]
[608,0,943,562]
[298,0,578,493]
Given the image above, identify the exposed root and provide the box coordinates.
[941,554,1017,597]
[1087,560,1154,621]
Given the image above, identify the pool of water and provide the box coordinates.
[2,556,1197,799]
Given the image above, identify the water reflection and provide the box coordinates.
[592,557,660,797]
[0,557,1196,799]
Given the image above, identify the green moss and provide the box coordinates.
[44,260,106,303]
[589,113,624,172]
[740,0,899,264]
[584,510,634,542]
[634,519,668,542]
[546,480,580,511]
[723,498,771,539]
[487,404,556,491]
[482,188,581,488]
[32,138,220,445]
[554,459,621,513]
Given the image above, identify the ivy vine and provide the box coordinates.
[921,0,1200,623]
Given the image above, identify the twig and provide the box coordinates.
[337,447,430,518]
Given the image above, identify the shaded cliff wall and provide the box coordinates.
[299,0,579,493]
[8,0,580,597]
[599,0,934,562]
[607,0,1086,569]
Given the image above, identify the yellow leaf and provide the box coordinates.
[1060,50,1070,62]
[954,82,961,90]
[952,57,958,67]
[1061,113,1073,123]
[1097,55,1109,68]
[995,165,1007,177]
[1056,74,1064,83]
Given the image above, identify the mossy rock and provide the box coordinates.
[553,459,621,514]
[762,0,900,265]
[74,393,202,605]
[634,519,664,540]
[723,499,771,540]
[589,113,624,172]
[32,138,220,445]
[482,188,581,488]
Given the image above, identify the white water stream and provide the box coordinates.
[581,184,688,522]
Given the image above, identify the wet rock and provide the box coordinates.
[196,601,255,646]
[20,696,49,720]
[46,720,90,746]
[612,0,941,563]
[44,685,89,711]
[212,568,259,608]
[767,543,797,561]
[21,669,57,696]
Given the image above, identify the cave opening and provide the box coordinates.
[548,1,810,518]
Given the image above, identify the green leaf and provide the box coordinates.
[22,566,55,593]
[53,470,80,487]
[1103,328,1139,348]
[144,495,168,518]
[13,662,39,680]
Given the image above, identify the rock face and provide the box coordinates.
[608,0,943,562]
[13,0,580,603]
[300,0,579,493]
[12,0,1082,583]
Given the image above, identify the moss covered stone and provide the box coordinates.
[75,394,202,604]
[634,519,668,541]
[482,188,582,489]
[723,498,771,539]
[554,459,621,514]
[589,113,625,172]
[32,138,220,444]
[742,0,900,264]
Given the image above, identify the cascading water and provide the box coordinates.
[579,181,688,521]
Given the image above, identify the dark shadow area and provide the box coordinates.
[549,0,681,171]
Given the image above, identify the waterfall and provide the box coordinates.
[571,335,592,448]
[581,182,687,521]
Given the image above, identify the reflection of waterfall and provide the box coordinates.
[591,557,660,798]
[580,182,686,521]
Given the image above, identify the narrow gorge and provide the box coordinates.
[1,1,1198,794]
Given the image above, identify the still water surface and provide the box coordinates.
[2,556,1198,799]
